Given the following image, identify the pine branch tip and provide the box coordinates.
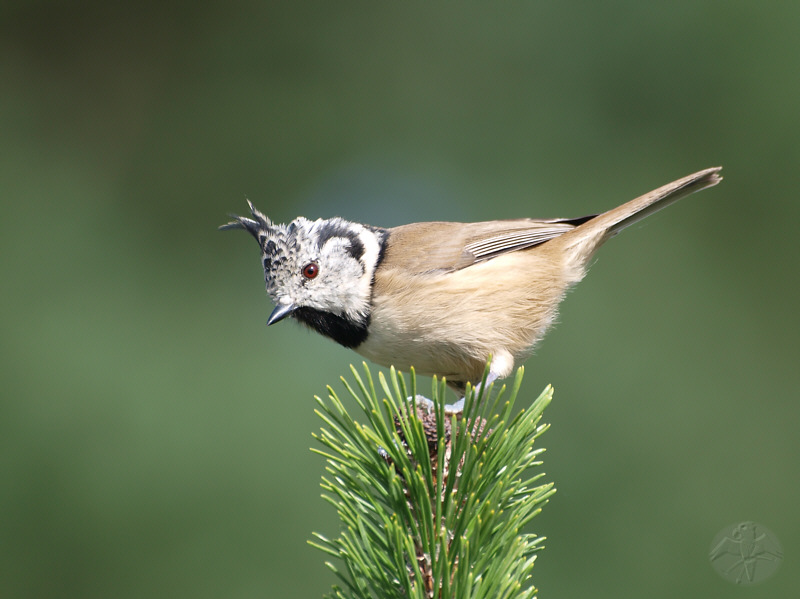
[310,362,554,598]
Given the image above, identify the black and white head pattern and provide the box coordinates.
[221,202,387,347]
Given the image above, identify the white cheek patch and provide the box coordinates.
[323,238,359,268]
[312,225,383,321]
[319,253,368,318]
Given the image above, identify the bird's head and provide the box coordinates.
[221,203,386,345]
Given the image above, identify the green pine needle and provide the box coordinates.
[310,363,555,599]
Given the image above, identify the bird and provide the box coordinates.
[221,167,722,411]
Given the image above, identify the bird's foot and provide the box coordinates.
[407,394,436,413]
[448,372,500,414]
[444,398,465,415]
[404,394,464,415]
[404,372,499,416]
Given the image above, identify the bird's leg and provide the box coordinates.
[407,394,436,413]
[444,372,499,415]
[443,398,465,415]
[406,361,503,415]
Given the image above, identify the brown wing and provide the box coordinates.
[381,216,594,274]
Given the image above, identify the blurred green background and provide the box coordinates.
[2,2,798,598]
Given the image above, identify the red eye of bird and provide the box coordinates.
[302,262,319,279]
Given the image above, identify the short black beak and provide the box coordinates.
[267,303,296,326]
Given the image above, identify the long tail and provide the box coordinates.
[554,166,723,266]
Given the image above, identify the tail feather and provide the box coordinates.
[601,167,722,238]
[556,166,722,264]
